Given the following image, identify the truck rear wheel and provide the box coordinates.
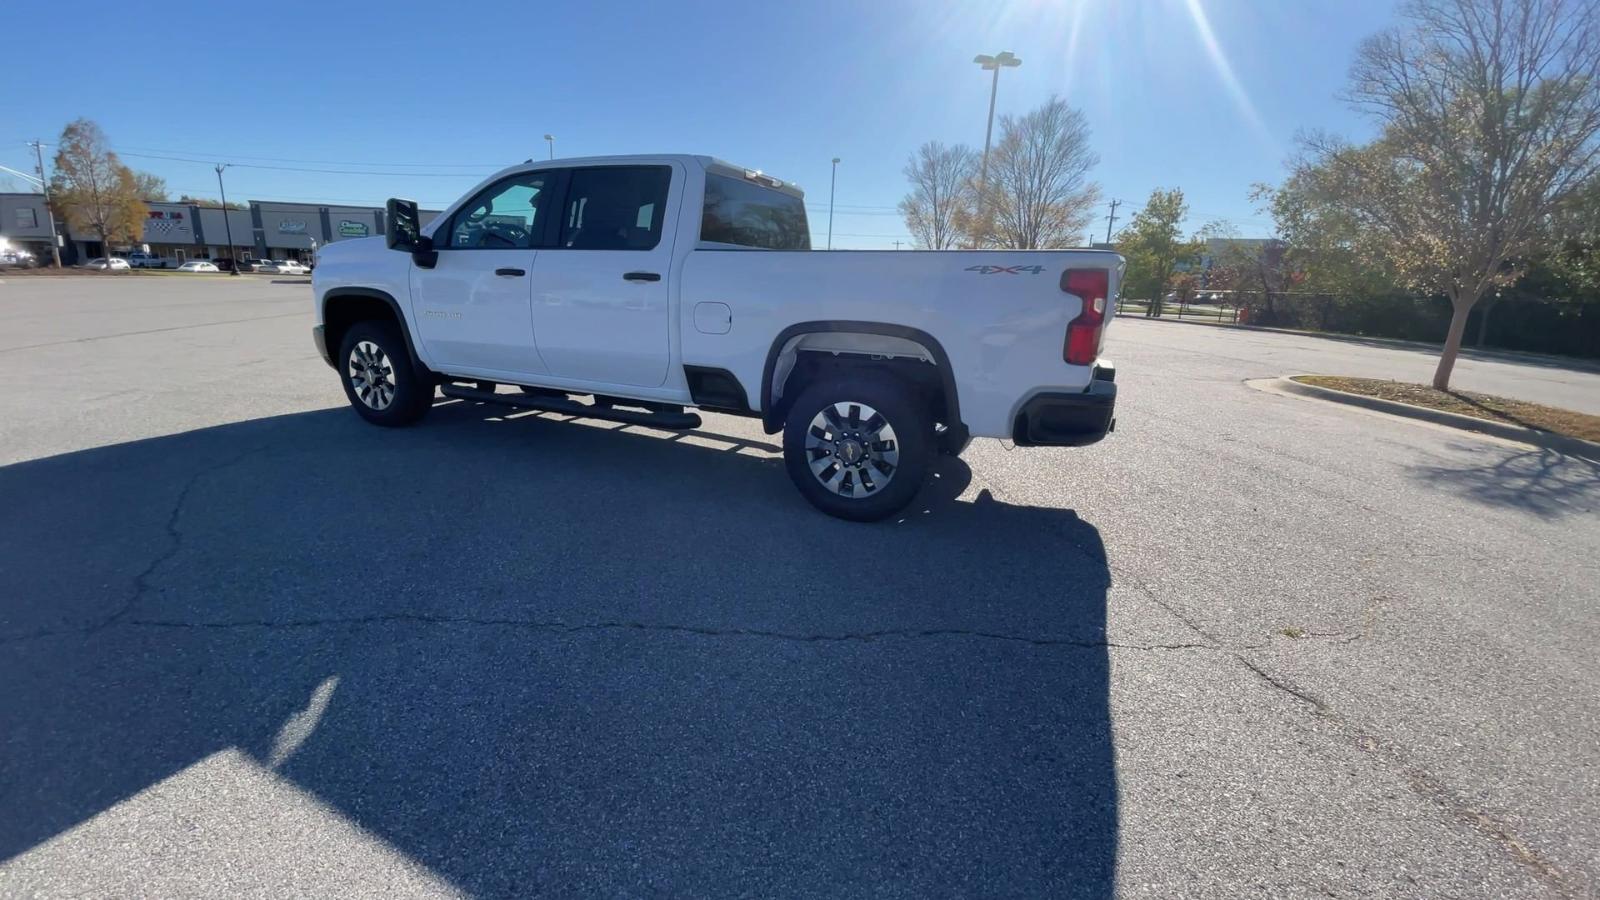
[782,376,933,522]
[337,320,432,427]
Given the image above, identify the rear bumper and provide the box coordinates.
[1011,376,1117,447]
[312,324,335,368]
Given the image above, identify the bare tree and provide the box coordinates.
[973,96,1101,249]
[50,119,147,259]
[1309,0,1600,389]
[898,142,978,249]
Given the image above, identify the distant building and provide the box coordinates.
[0,193,439,265]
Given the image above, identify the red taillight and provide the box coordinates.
[1063,268,1109,365]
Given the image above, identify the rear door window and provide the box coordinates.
[700,174,810,250]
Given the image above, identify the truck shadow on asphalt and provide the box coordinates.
[1,399,1117,897]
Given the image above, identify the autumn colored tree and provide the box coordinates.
[133,172,168,201]
[1290,0,1600,389]
[50,119,147,260]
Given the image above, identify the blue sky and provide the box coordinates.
[1,0,1398,249]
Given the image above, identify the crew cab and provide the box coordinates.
[312,154,1121,520]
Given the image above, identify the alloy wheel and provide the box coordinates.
[348,340,396,410]
[803,401,900,497]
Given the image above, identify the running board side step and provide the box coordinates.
[439,384,703,430]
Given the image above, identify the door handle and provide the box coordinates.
[623,271,661,282]
[495,267,526,277]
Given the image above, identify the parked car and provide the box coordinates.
[0,250,38,268]
[176,260,221,273]
[314,153,1122,521]
[214,257,261,273]
[273,259,310,275]
[126,251,175,269]
[84,257,131,270]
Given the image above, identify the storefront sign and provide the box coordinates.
[278,220,307,234]
[143,209,191,238]
[337,220,370,237]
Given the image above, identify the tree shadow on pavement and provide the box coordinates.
[1409,443,1600,519]
[0,400,1118,898]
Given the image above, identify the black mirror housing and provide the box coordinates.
[386,198,422,251]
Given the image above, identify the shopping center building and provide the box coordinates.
[0,193,439,265]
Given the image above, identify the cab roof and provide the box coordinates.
[514,153,804,199]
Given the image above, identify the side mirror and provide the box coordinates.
[386,197,437,268]
[386,198,422,251]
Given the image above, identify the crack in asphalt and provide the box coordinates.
[102,612,1215,651]
[1236,653,1578,897]
[0,446,268,646]
[0,311,307,355]
[0,453,1570,893]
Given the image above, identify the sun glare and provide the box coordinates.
[1179,0,1274,146]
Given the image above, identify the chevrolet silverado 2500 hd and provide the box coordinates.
[311,154,1121,521]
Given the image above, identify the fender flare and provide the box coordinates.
[759,320,963,435]
[322,287,431,377]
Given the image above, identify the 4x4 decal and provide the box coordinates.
[965,264,1045,275]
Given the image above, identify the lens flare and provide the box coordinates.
[1180,0,1274,146]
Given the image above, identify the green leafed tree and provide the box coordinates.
[1288,0,1600,389]
[49,119,148,258]
[1117,188,1203,316]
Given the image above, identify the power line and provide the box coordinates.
[1104,198,1122,243]
[96,143,507,168]
[24,139,507,170]
[113,150,500,177]
[810,230,912,239]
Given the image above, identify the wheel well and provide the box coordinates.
[765,329,957,435]
[323,290,418,372]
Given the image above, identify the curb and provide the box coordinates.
[1270,376,1600,461]
[1115,311,1600,375]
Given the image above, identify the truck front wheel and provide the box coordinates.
[337,320,432,426]
[782,377,933,522]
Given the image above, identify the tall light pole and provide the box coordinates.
[973,51,1021,196]
[216,164,239,276]
[827,157,840,250]
[544,134,555,160]
[27,141,63,267]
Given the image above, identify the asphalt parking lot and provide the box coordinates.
[2,276,1597,898]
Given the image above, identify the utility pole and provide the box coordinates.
[29,141,63,268]
[1104,198,1122,244]
[216,164,239,276]
[892,240,904,250]
[827,157,840,250]
[544,134,555,160]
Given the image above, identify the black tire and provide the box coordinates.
[337,320,432,426]
[783,376,934,522]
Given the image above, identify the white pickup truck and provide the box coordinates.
[312,154,1121,520]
